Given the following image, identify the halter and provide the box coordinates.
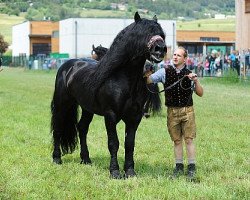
[147,35,164,50]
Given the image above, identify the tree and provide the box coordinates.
[0,34,9,55]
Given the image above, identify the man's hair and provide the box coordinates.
[177,46,188,58]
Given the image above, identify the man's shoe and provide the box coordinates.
[187,163,196,181]
[170,163,184,179]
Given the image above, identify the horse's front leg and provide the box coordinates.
[124,116,141,178]
[104,112,122,179]
[77,109,94,164]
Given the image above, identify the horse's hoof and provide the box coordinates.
[53,158,62,165]
[110,170,122,179]
[124,169,137,179]
[80,159,92,165]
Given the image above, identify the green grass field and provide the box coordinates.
[177,18,235,32]
[0,68,249,199]
[0,13,25,43]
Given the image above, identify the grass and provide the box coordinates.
[177,18,235,32]
[0,67,249,199]
[80,9,132,18]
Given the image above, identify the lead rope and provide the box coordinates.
[145,71,193,95]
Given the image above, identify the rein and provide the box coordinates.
[145,74,195,108]
[145,75,190,94]
[144,59,195,94]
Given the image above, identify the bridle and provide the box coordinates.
[147,35,164,50]
[130,34,166,63]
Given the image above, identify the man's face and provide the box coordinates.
[172,49,186,66]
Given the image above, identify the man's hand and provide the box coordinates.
[187,73,198,82]
[187,73,203,97]
[143,71,153,78]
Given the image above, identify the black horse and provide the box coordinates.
[51,12,167,179]
[91,44,108,61]
[79,45,108,64]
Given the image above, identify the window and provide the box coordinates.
[200,37,219,42]
[33,43,51,56]
[246,0,250,13]
[52,31,59,38]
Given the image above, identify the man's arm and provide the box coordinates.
[187,73,203,97]
[146,68,165,84]
[146,76,153,84]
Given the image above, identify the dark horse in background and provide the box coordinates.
[91,44,108,61]
[51,12,167,179]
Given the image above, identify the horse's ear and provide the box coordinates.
[134,12,141,23]
[92,44,95,50]
[153,15,157,22]
[100,44,102,47]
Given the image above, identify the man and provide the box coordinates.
[146,47,203,180]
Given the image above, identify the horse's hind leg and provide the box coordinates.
[77,109,94,164]
[52,129,62,164]
[51,95,65,164]
[104,112,122,179]
[52,113,64,164]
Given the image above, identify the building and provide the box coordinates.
[59,18,176,58]
[177,30,235,55]
[12,18,176,59]
[13,17,237,59]
[12,21,59,57]
[235,0,250,51]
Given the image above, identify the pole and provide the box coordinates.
[173,22,175,55]
[75,20,78,58]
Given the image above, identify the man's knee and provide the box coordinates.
[184,138,193,145]
[174,139,182,145]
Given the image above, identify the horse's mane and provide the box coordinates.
[86,16,164,92]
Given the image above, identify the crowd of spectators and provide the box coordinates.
[156,49,250,78]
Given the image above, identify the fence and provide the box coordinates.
[1,55,250,80]
[2,55,70,70]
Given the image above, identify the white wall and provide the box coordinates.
[158,20,176,54]
[12,21,30,56]
[60,18,176,58]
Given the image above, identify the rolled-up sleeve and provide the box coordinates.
[150,68,165,84]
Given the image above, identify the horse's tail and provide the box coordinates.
[51,62,79,155]
[145,83,162,115]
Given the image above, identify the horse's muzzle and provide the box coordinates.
[148,37,167,63]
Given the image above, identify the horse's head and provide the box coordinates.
[91,45,108,61]
[134,12,167,63]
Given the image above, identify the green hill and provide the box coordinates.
[0,0,235,21]
[177,18,235,32]
[0,13,25,43]
[0,11,235,46]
